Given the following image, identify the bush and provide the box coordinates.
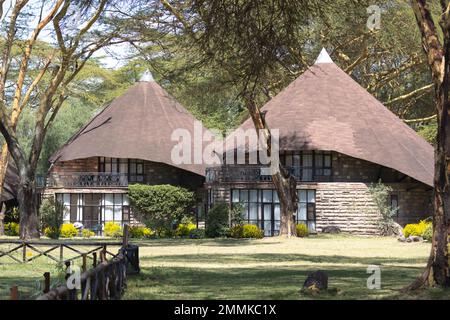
[189,228,205,239]
[40,197,64,239]
[43,226,60,239]
[175,222,197,237]
[60,223,78,238]
[422,223,433,241]
[296,223,309,237]
[104,222,122,238]
[229,225,244,238]
[4,222,19,236]
[205,203,230,238]
[403,220,431,238]
[128,184,195,231]
[129,225,154,239]
[82,229,95,238]
[242,224,264,238]
[368,182,398,236]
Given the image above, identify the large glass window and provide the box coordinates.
[297,190,316,231]
[231,189,316,236]
[281,151,332,181]
[55,193,130,232]
[99,157,144,182]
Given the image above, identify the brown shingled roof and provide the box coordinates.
[225,50,434,186]
[50,76,213,177]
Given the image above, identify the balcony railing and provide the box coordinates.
[206,165,332,183]
[38,172,130,188]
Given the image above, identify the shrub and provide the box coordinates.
[43,226,60,239]
[82,229,95,238]
[128,184,195,231]
[205,203,230,238]
[104,222,122,238]
[403,220,431,238]
[175,222,197,237]
[60,223,78,238]
[189,228,205,239]
[40,197,64,239]
[4,222,19,236]
[368,182,398,236]
[422,223,433,241]
[129,225,154,239]
[229,225,244,238]
[242,224,264,239]
[296,223,309,237]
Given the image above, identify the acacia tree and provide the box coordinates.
[405,0,450,289]
[0,0,126,239]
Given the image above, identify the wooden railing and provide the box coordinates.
[36,249,128,300]
[0,240,121,263]
[206,165,332,183]
[37,172,129,188]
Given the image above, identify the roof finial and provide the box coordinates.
[314,48,333,64]
[139,69,154,82]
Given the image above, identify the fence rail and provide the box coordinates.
[37,249,128,300]
[0,240,122,263]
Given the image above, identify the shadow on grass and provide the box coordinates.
[140,253,426,267]
[124,263,445,300]
[134,238,282,247]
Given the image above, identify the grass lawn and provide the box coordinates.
[1,234,450,300]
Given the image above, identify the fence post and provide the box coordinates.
[93,252,97,267]
[59,244,64,262]
[123,224,129,248]
[82,254,87,272]
[10,285,19,300]
[43,272,51,294]
[22,243,26,263]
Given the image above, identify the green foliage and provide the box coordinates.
[418,122,437,145]
[368,182,398,235]
[39,197,64,238]
[230,203,245,226]
[129,225,154,239]
[104,222,123,238]
[422,223,433,241]
[296,223,309,238]
[175,222,197,237]
[60,224,78,238]
[229,225,244,238]
[82,229,95,238]
[189,228,205,239]
[128,184,195,231]
[205,203,230,238]
[242,224,264,239]
[4,222,19,236]
[403,220,432,238]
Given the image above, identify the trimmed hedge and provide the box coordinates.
[128,184,195,232]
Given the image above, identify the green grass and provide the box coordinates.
[1,234,450,299]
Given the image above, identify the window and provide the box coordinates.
[390,194,399,217]
[55,193,130,231]
[231,189,316,236]
[281,151,332,181]
[297,190,316,231]
[99,157,144,182]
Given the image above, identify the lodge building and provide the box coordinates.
[41,49,434,236]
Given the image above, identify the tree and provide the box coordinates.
[0,0,127,239]
[405,0,450,289]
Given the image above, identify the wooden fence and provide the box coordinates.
[0,239,122,263]
[36,248,128,300]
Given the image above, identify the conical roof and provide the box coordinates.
[225,49,434,186]
[0,155,19,202]
[50,74,212,177]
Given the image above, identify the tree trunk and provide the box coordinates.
[0,202,5,236]
[17,175,39,240]
[245,97,298,237]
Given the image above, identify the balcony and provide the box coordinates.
[38,172,131,188]
[205,165,332,183]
